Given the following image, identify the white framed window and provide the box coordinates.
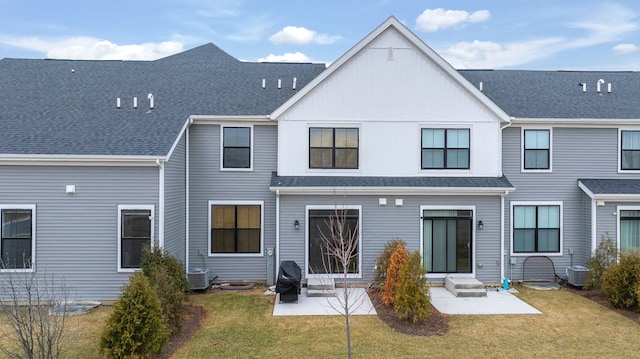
[0,204,36,272]
[309,127,359,169]
[618,206,640,251]
[305,205,362,278]
[220,125,253,171]
[421,128,470,169]
[511,201,563,256]
[208,200,263,257]
[521,127,552,172]
[118,205,154,272]
[619,129,640,172]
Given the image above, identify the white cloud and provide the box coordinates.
[269,26,341,45]
[613,43,639,54]
[0,35,184,60]
[258,52,312,63]
[416,8,490,32]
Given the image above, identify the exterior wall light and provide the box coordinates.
[294,220,300,230]
[478,220,484,230]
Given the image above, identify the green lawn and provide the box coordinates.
[2,286,640,358]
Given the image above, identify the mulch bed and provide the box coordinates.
[157,304,208,359]
[564,286,640,324]
[367,289,450,336]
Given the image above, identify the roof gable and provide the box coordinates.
[270,16,511,123]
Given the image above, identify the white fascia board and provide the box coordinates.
[269,186,515,196]
[269,16,511,124]
[166,118,191,162]
[189,115,272,125]
[577,181,596,198]
[578,181,640,201]
[0,154,165,166]
[512,117,640,126]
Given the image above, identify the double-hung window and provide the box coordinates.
[523,129,551,170]
[621,130,640,170]
[222,126,252,169]
[118,206,153,270]
[1,205,35,270]
[210,202,262,255]
[421,128,470,169]
[512,203,561,254]
[309,128,359,169]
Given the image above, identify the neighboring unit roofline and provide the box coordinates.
[0,154,165,166]
[512,117,640,125]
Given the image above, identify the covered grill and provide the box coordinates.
[276,261,302,303]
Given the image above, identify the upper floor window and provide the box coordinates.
[222,126,251,169]
[512,203,561,254]
[309,128,359,169]
[210,202,262,255]
[621,130,640,170]
[523,129,550,170]
[1,205,35,270]
[118,206,153,271]
[421,128,469,169]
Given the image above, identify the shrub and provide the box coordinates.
[382,243,408,307]
[601,251,640,310]
[585,232,618,289]
[394,250,431,323]
[374,238,407,286]
[100,272,169,359]
[141,244,189,331]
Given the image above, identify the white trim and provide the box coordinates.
[0,204,36,273]
[270,186,515,196]
[510,201,563,257]
[420,205,476,278]
[189,115,272,124]
[616,206,640,252]
[117,205,155,273]
[0,155,164,166]
[578,180,640,202]
[500,193,506,281]
[618,128,640,173]
[307,125,361,171]
[158,162,165,248]
[207,200,264,257]
[591,198,598,254]
[270,17,511,123]
[185,127,190,272]
[220,124,254,172]
[166,119,190,162]
[521,127,553,173]
[275,190,281,270]
[305,204,363,279]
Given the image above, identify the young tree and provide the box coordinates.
[394,250,431,323]
[381,243,408,307]
[316,207,370,359]
[585,232,618,289]
[374,238,407,286]
[0,264,71,359]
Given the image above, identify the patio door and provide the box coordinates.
[423,209,472,273]
[307,208,359,275]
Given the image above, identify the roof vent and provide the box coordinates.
[262,79,266,89]
[147,93,154,109]
[293,77,297,90]
[116,97,121,109]
[133,97,138,109]
[479,81,483,92]
[579,83,586,93]
[597,79,605,93]
[278,79,282,89]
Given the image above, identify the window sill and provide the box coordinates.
[0,268,35,273]
[208,253,264,258]
[510,252,563,257]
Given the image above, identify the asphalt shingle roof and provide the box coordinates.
[460,70,640,119]
[0,44,326,156]
[579,179,640,195]
[271,172,514,189]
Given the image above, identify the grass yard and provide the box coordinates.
[2,286,640,358]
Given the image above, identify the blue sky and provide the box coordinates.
[1,0,639,70]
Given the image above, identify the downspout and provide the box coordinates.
[275,189,280,273]
[185,124,191,272]
[591,198,597,254]
[500,191,506,283]
[156,158,165,248]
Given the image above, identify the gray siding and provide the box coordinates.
[164,133,187,266]
[0,165,159,300]
[279,194,503,284]
[502,126,640,280]
[188,124,277,281]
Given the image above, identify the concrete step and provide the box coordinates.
[307,277,335,291]
[307,289,337,297]
[445,276,487,297]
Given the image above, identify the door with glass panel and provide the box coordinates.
[620,210,640,251]
[423,210,472,273]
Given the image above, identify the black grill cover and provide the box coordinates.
[276,260,302,294]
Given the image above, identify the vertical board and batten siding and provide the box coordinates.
[502,126,636,279]
[188,124,276,281]
[279,194,502,284]
[276,27,503,178]
[0,165,159,300]
[164,132,187,265]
